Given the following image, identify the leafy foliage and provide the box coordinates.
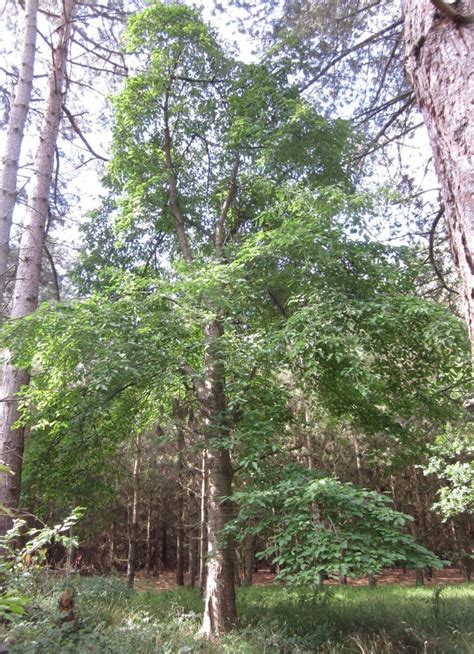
[425,423,474,519]
[232,465,443,583]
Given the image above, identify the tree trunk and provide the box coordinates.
[175,420,185,586]
[0,0,76,536]
[188,491,198,588]
[0,0,38,320]
[127,433,142,590]
[242,532,254,587]
[161,523,168,568]
[199,448,208,594]
[146,504,152,574]
[200,319,236,637]
[403,0,474,374]
[66,526,75,577]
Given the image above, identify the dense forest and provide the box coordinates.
[0,0,472,652]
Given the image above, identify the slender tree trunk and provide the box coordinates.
[304,405,314,471]
[188,490,198,588]
[199,448,208,594]
[189,524,198,588]
[0,0,76,536]
[353,437,377,586]
[0,0,38,320]
[403,0,474,376]
[242,532,254,587]
[127,433,142,589]
[175,407,186,586]
[161,523,168,568]
[201,320,236,637]
[66,525,75,577]
[146,503,152,574]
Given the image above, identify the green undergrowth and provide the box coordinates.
[1,575,473,653]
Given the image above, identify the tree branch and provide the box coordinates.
[300,19,403,92]
[429,0,473,24]
[163,89,193,264]
[215,154,240,257]
[62,104,109,162]
[428,205,459,295]
[43,243,61,302]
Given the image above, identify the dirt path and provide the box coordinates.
[134,567,469,592]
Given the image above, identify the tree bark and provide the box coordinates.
[199,447,208,594]
[174,401,186,586]
[0,0,76,536]
[127,433,142,589]
[403,0,474,374]
[161,523,168,568]
[0,0,38,320]
[242,532,255,587]
[200,320,237,637]
[146,503,152,574]
[188,493,198,588]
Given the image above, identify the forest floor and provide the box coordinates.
[134,566,468,592]
[2,573,473,653]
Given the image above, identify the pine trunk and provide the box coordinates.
[127,433,142,589]
[403,0,474,371]
[175,420,185,586]
[0,0,38,319]
[0,0,76,535]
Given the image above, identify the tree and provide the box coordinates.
[107,2,353,634]
[0,0,77,536]
[0,0,38,321]
[403,0,474,376]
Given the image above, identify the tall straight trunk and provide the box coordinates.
[0,0,38,320]
[146,503,152,574]
[188,490,198,588]
[161,523,168,568]
[353,437,376,586]
[242,533,254,587]
[175,416,186,586]
[189,521,198,588]
[163,88,239,636]
[127,433,142,589]
[201,319,236,637]
[199,447,208,594]
[403,0,474,373]
[0,0,76,535]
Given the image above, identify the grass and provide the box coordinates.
[1,576,473,653]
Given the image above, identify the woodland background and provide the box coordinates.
[0,0,472,650]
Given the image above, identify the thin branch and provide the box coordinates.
[267,289,288,317]
[215,153,240,257]
[429,0,473,24]
[43,243,61,302]
[366,34,402,117]
[300,19,403,92]
[234,444,304,474]
[163,87,193,264]
[353,90,414,122]
[428,205,459,295]
[62,104,108,161]
[351,121,424,162]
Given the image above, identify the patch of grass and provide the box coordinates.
[2,576,473,653]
